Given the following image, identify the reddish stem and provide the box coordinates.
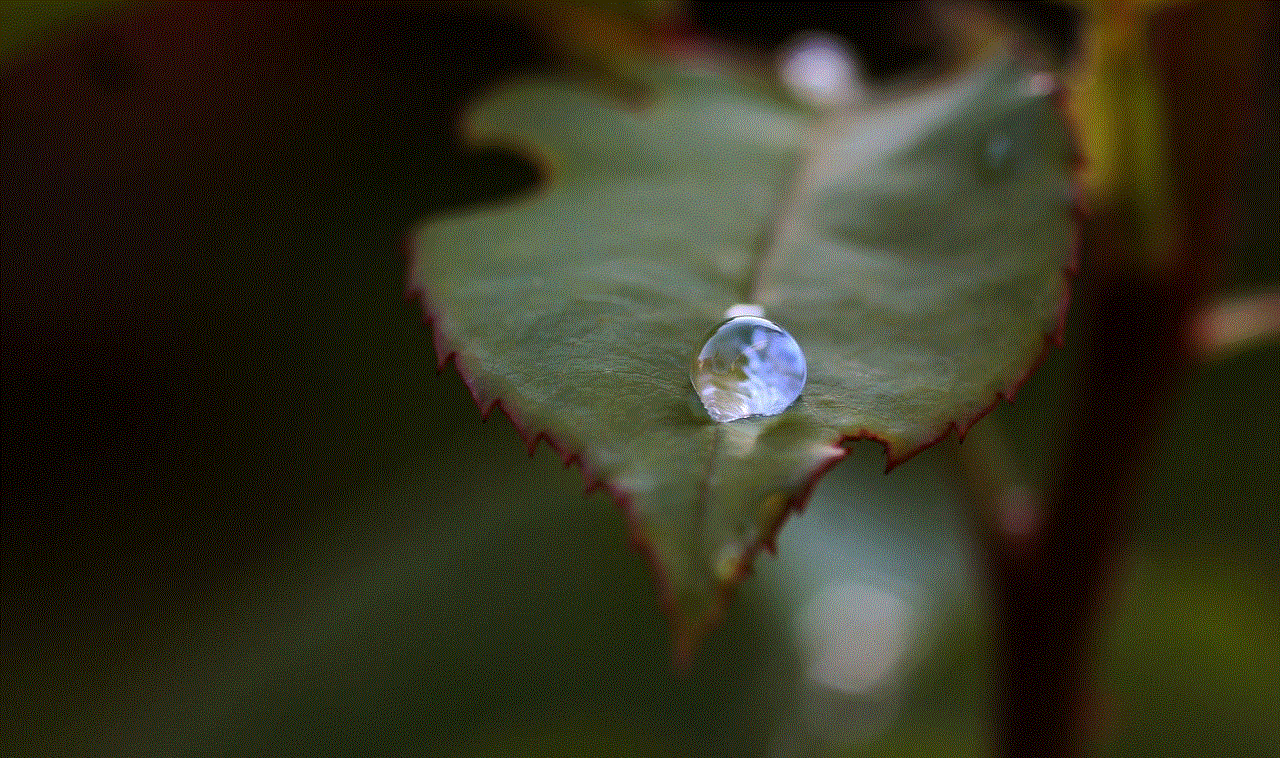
[984,3,1272,756]
[988,268,1194,758]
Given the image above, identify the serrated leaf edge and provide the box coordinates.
[403,73,1083,663]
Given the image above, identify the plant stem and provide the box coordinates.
[980,3,1272,755]
[951,419,1037,547]
[988,266,1195,758]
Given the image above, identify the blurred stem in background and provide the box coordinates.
[957,2,1274,756]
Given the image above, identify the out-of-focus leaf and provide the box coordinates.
[484,0,679,72]
[1067,0,1178,271]
[0,1,122,65]
[410,47,1074,653]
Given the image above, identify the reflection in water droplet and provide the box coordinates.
[692,315,806,423]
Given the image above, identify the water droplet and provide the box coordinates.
[983,132,1013,173]
[778,32,863,109]
[978,89,1050,181]
[691,315,806,423]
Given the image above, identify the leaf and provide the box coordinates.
[409,47,1075,656]
[1067,0,1178,271]
[0,1,123,66]
[484,0,679,73]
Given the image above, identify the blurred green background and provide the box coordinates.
[2,3,1276,756]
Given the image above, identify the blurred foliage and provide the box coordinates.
[1,2,1276,757]
[0,0,121,64]
[1067,0,1177,270]
[495,0,677,72]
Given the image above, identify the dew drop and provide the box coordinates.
[778,32,863,109]
[978,77,1053,181]
[982,131,1013,173]
[691,315,806,423]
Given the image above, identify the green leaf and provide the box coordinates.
[409,48,1074,655]
[0,1,124,66]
